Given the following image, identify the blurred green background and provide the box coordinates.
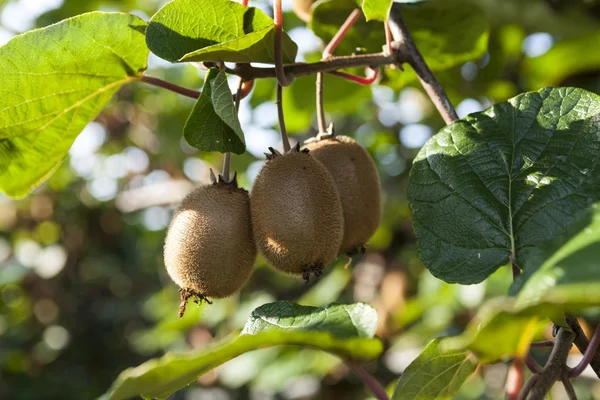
[2,0,600,399]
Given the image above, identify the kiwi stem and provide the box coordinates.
[140,75,201,99]
[316,8,362,134]
[388,5,458,124]
[222,153,231,182]
[221,78,246,182]
[235,77,244,112]
[329,69,379,85]
[276,84,291,152]
[384,20,393,55]
[316,72,327,134]
[274,0,294,87]
[347,363,390,400]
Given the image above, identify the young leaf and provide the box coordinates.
[146,0,298,64]
[0,12,149,198]
[445,298,548,363]
[392,339,478,400]
[514,202,600,311]
[100,302,382,400]
[183,68,245,154]
[408,87,600,284]
[362,0,393,21]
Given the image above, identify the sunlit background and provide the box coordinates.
[1,0,600,399]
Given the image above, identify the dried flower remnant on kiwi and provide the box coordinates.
[304,127,382,256]
[164,172,256,317]
[251,144,344,282]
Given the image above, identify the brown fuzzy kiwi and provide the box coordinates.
[293,0,316,22]
[164,180,256,316]
[303,135,382,254]
[250,149,344,281]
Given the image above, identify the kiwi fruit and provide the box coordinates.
[293,0,316,22]
[251,147,344,281]
[304,135,382,254]
[164,177,256,316]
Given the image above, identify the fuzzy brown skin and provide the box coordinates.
[293,0,315,22]
[251,151,344,276]
[163,184,256,299]
[304,135,382,253]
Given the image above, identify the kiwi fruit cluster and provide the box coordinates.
[164,134,381,315]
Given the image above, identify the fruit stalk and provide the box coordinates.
[317,8,362,134]
[316,72,327,134]
[276,84,291,152]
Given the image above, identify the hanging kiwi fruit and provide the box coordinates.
[250,145,344,281]
[304,133,382,255]
[163,174,256,317]
[292,0,316,22]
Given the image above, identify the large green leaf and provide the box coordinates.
[100,301,382,400]
[0,12,148,198]
[311,0,488,89]
[408,87,600,284]
[392,339,478,400]
[522,30,600,91]
[184,69,245,154]
[146,0,297,64]
[362,0,393,21]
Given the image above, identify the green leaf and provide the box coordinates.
[408,87,600,284]
[362,0,393,21]
[382,1,489,89]
[100,301,382,400]
[446,298,548,363]
[0,12,148,198]
[146,0,298,64]
[310,0,384,56]
[402,0,489,71]
[392,339,478,400]
[183,69,245,154]
[514,203,600,311]
[522,30,600,91]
